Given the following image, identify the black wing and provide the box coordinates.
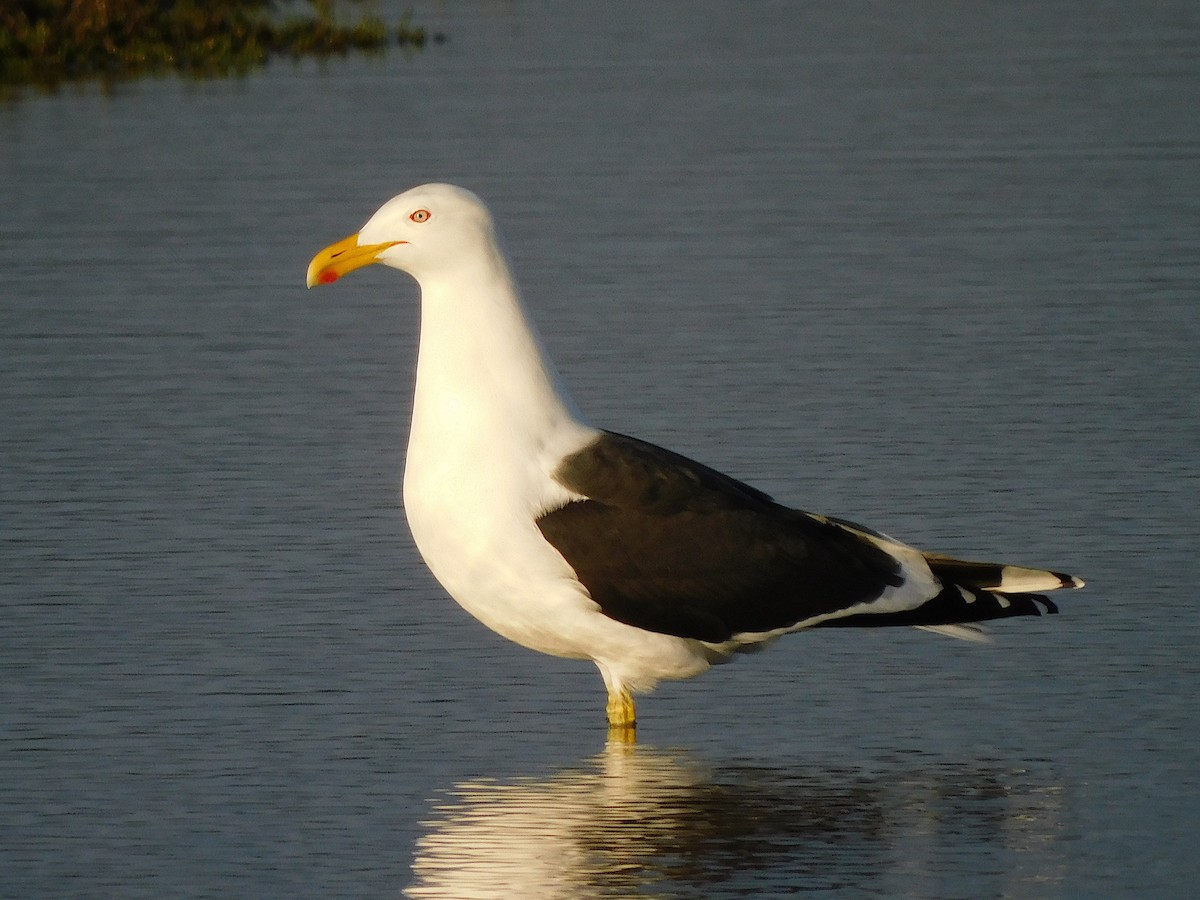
[535,431,904,642]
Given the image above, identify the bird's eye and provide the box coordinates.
[410,209,431,223]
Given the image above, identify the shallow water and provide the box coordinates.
[3,1,1198,896]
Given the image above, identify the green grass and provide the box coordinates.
[1,0,429,90]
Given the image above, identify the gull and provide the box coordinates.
[306,183,1083,734]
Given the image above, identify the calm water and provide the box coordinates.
[3,1,1198,896]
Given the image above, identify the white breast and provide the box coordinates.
[400,264,604,658]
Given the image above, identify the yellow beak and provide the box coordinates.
[306,233,403,288]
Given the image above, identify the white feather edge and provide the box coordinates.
[915,623,994,643]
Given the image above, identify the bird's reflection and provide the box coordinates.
[405,742,1066,897]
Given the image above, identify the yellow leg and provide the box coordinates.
[606,688,637,738]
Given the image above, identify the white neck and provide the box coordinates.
[402,246,593,515]
[416,251,578,425]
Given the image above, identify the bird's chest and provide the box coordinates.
[400,402,588,631]
[402,429,528,581]
[396,315,599,651]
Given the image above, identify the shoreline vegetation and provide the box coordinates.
[1,0,434,91]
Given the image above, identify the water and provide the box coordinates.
[2,1,1198,896]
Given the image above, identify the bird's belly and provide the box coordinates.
[401,471,595,659]
[400,423,719,688]
[401,474,713,688]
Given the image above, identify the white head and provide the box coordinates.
[306,183,500,288]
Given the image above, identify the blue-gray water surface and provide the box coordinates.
[2,2,1198,897]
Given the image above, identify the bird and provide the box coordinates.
[306,183,1084,734]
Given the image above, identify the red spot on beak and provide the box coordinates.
[318,270,339,285]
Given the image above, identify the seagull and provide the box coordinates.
[306,183,1084,733]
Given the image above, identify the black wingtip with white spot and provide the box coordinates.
[816,582,1059,631]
